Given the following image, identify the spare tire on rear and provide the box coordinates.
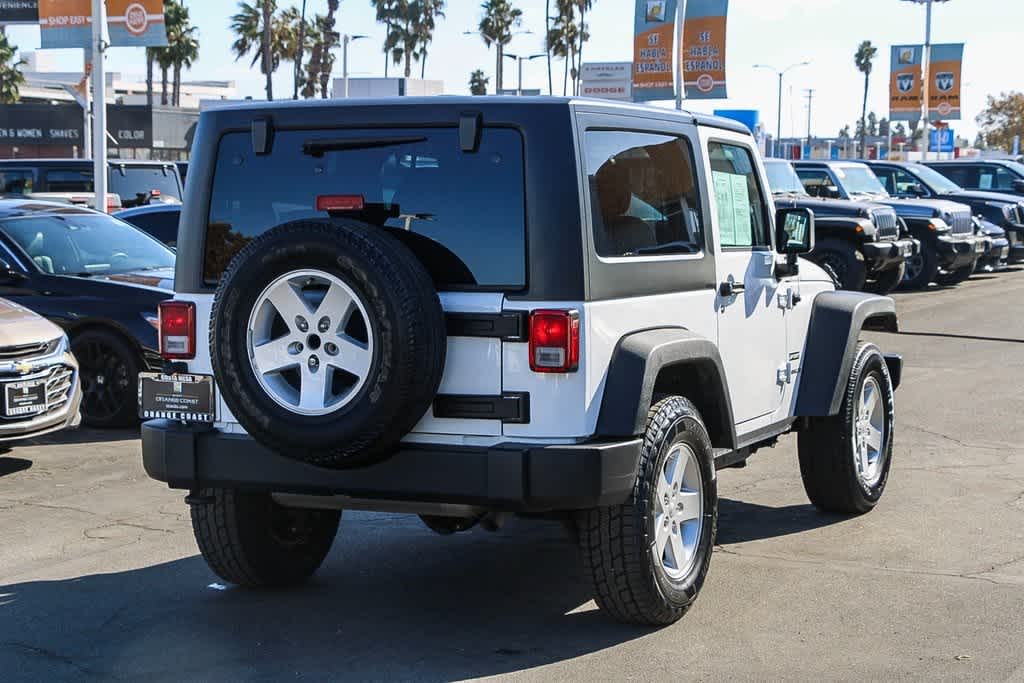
[210,219,446,468]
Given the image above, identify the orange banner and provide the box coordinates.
[38,0,92,49]
[889,45,922,121]
[632,0,677,101]
[927,44,964,121]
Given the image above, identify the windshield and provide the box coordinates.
[1001,160,1024,178]
[1,213,174,276]
[838,166,888,196]
[908,164,962,193]
[764,161,808,195]
[109,166,182,207]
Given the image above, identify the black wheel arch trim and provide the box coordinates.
[794,291,898,417]
[595,327,737,450]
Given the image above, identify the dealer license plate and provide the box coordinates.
[138,373,215,422]
[3,379,47,418]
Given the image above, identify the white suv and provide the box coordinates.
[140,98,902,625]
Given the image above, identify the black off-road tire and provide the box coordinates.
[900,243,939,289]
[866,261,906,295]
[190,488,340,587]
[577,397,717,626]
[812,239,868,291]
[210,219,446,468]
[935,263,976,287]
[72,329,143,428]
[798,342,895,514]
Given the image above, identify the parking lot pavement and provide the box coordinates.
[2,271,1024,682]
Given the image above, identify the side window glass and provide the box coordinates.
[937,166,970,188]
[894,169,921,195]
[0,170,33,195]
[584,130,704,258]
[874,168,895,193]
[995,167,1016,191]
[978,168,996,190]
[708,142,770,249]
[796,169,832,196]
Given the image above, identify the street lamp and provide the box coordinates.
[754,61,811,158]
[341,35,369,98]
[900,0,952,159]
[504,53,546,96]
[464,29,533,94]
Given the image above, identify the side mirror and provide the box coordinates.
[1012,179,1024,194]
[824,185,841,199]
[909,183,927,197]
[0,257,26,285]
[776,207,816,255]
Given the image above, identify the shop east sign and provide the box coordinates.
[37,0,167,49]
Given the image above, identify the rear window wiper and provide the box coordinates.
[302,136,427,157]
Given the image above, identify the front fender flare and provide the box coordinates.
[795,291,898,417]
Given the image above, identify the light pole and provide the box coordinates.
[504,53,546,95]
[900,0,951,159]
[341,35,368,98]
[90,0,107,212]
[754,61,810,158]
[464,29,533,94]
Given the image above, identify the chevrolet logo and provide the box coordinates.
[14,362,34,375]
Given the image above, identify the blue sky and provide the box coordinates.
[8,0,1024,139]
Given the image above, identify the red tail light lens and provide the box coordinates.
[159,301,196,360]
[316,194,366,213]
[529,310,580,373]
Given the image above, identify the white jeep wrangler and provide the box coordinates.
[140,97,901,626]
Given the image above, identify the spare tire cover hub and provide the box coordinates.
[247,269,375,416]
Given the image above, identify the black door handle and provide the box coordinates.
[719,280,745,297]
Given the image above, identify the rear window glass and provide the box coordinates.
[110,166,182,207]
[204,127,527,287]
[46,169,94,192]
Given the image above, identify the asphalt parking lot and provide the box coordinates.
[2,270,1024,682]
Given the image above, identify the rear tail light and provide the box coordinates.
[316,194,366,213]
[529,310,580,373]
[159,301,196,360]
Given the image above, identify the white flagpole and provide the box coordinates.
[675,1,686,110]
[91,0,107,211]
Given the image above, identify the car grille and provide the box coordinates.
[871,208,900,239]
[0,342,50,361]
[948,208,973,235]
[0,364,76,422]
[1016,204,1024,225]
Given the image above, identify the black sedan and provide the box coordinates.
[0,199,173,427]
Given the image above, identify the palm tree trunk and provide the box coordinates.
[421,52,426,79]
[860,73,869,155]
[496,45,503,93]
[173,63,181,106]
[161,66,169,105]
[545,0,553,96]
[146,51,154,108]
[262,0,274,101]
[294,0,307,99]
[577,7,586,95]
[563,49,569,96]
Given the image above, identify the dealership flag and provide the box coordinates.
[106,0,166,47]
[38,0,91,49]
[632,0,678,102]
[928,43,964,121]
[682,0,728,99]
[889,45,923,122]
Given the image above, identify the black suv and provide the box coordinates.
[865,159,1024,264]
[794,160,981,288]
[0,159,183,209]
[925,158,1024,197]
[765,159,917,293]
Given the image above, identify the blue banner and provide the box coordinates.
[682,0,728,99]
[632,0,679,102]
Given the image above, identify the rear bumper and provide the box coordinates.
[141,420,641,512]
[862,237,919,271]
[935,234,982,270]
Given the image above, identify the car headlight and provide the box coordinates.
[928,218,950,232]
[858,219,878,240]
[48,333,70,356]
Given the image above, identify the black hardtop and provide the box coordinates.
[177,97,753,301]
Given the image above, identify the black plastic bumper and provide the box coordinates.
[141,420,641,512]
[935,233,982,270]
[862,237,919,271]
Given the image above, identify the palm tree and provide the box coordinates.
[478,0,523,94]
[317,0,341,98]
[371,0,399,78]
[145,47,158,107]
[0,31,26,104]
[572,0,592,95]
[380,2,423,79]
[293,0,308,99]
[547,0,578,96]
[231,0,283,101]
[164,0,199,107]
[855,40,878,156]
[157,46,174,105]
[416,0,447,79]
[545,0,553,95]
[469,69,489,95]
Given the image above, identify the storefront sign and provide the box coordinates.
[632,0,678,102]
[682,0,728,99]
[0,0,39,24]
[0,104,152,147]
[581,62,633,101]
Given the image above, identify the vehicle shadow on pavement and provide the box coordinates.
[25,427,140,448]
[0,514,654,680]
[717,498,848,544]
[0,456,32,477]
